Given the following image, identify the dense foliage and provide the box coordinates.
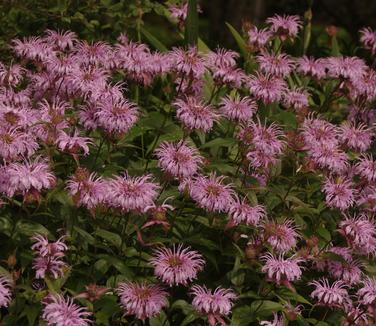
[0,1,376,325]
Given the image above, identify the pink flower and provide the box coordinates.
[357,277,376,305]
[190,285,236,320]
[95,98,139,135]
[220,95,257,122]
[301,116,339,149]
[355,155,376,182]
[261,253,303,286]
[339,214,376,254]
[263,219,300,253]
[32,256,67,279]
[0,63,25,86]
[360,27,376,54]
[0,158,56,197]
[170,46,207,78]
[228,196,265,226]
[257,52,295,77]
[66,169,107,210]
[73,40,112,65]
[283,88,309,110]
[325,247,362,285]
[206,48,239,70]
[56,130,93,155]
[150,245,205,286]
[308,145,349,173]
[339,123,374,152]
[155,140,203,179]
[248,73,287,103]
[116,282,168,320]
[296,56,326,79]
[212,67,245,88]
[12,36,52,61]
[31,234,67,257]
[248,27,272,50]
[0,127,39,160]
[174,96,218,132]
[107,173,160,212]
[168,3,189,22]
[310,278,350,308]
[42,294,92,326]
[326,56,367,80]
[0,276,12,308]
[322,177,355,211]
[260,313,285,326]
[44,29,77,51]
[266,14,302,40]
[190,173,235,213]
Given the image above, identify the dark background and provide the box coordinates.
[0,0,375,52]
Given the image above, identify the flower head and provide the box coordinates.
[260,313,285,326]
[31,234,67,257]
[0,276,12,308]
[107,173,160,212]
[266,14,302,40]
[310,278,350,308]
[190,173,235,213]
[116,282,168,320]
[150,245,205,286]
[220,95,257,122]
[339,123,374,152]
[42,294,92,326]
[257,52,295,77]
[174,96,218,132]
[357,277,376,305]
[228,196,266,226]
[248,73,287,103]
[355,155,376,182]
[360,27,376,54]
[283,88,309,110]
[261,253,303,285]
[296,56,326,79]
[56,130,93,155]
[248,27,272,50]
[322,177,355,211]
[263,219,300,253]
[190,285,236,317]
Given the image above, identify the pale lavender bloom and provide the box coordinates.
[326,247,362,285]
[322,177,355,211]
[308,145,349,173]
[150,245,205,286]
[228,196,266,226]
[190,173,236,213]
[260,313,285,326]
[283,88,309,110]
[0,276,12,308]
[116,282,168,320]
[263,219,300,253]
[66,66,108,96]
[0,127,39,160]
[33,256,67,279]
[73,40,112,65]
[339,123,374,152]
[190,285,236,318]
[301,116,339,149]
[0,158,56,197]
[107,173,160,212]
[310,278,350,308]
[155,140,203,179]
[257,52,295,77]
[168,2,202,23]
[296,56,326,79]
[12,36,53,61]
[44,29,77,50]
[355,155,376,182]
[360,27,376,54]
[248,26,272,50]
[95,98,139,135]
[174,96,219,132]
[220,95,257,122]
[339,214,376,254]
[358,185,376,214]
[42,294,92,326]
[248,73,287,103]
[56,130,93,155]
[357,277,376,305]
[212,66,246,88]
[206,48,239,70]
[266,14,302,39]
[326,56,367,80]
[45,54,79,75]
[0,63,25,86]
[170,46,207,78]
[261,253,303,285]
[31,234,67,257]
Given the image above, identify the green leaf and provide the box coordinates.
[250,300,283,318]
[185,0,198,45]
[95,229,122,248]
[317,226,331,241]
[150,311,170,326]
[225,22,247,58]
[14,221,50,237]
[141,27,168,52]
[201,138,236,149]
